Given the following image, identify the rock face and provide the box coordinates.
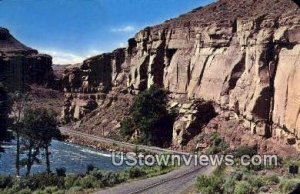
[61,48,127,123]
[172,100,216,147]
[62,0,300,148]
[0,28,54,91]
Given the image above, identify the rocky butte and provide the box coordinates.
[0,27,55,91]
[61,0,300,154]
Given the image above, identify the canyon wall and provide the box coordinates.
[62,0,300,148]
[0,28,54,91]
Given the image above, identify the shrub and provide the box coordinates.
[32,189,47,194]
[262,174,280,185]
[90,170,104,181]
[234,181,253,194]
[133,145,139,153]
[196,175,223,194]
[213,163,226,177]
[206,133,228,154]
[206,146,222,155]
[248,176,264,189]
[86,164,96,174]
[246,163,264,171]
[0,183,23,194]
[128,167,146,179]
[210,133,222,146]
[79,175,98,189]
[120,117,136,138]
[279,179,300,193]
[230,171,243,181]
[18,173,65,190]
[223,178,236,194]
[0,176,14,189]
[56,168,66,177]
[65,174,81,189]
[18,188,32,194]
[67,186,83,193]
[44,186,59,193]
[234,146,257,158]
[101,172,124,187]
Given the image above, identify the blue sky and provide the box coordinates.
[0,0,214,64]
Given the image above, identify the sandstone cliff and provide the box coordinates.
[62,0,300,150]
[0,27,55,91]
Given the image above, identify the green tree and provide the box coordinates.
[10,91,30,176]
[0,83,12,153]
[22,108,63,175]
[120,117,135,138]
[120,85,176,146]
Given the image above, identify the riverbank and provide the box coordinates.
[65,134,132,154]
[59,127,190,156]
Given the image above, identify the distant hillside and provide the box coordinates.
[0,27,55,91]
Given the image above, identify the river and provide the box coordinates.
[0,140,126,176]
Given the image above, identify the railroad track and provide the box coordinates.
[60,127,211,194]
[59,127,189,155]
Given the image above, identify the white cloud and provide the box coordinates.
[39,49,103,65]
[111,25,136,33]
[119,42,127,47]
[85,49,102,58]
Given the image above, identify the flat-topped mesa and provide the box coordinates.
[0,27,54,90]
[62,0,300,149]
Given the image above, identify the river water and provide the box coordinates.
[0,140,126,176]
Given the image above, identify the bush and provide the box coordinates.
[206,146,222,155]
[0,176,14,189]
[79,175,98,189]
[234,181,253,194]
[90,170,104,181]
[245,163,264,171]
[210,133,222,146]
[56,168,66,177]
[18,188,32,194]
[86,164,96,174]
[128,167,146,179]
[279,179,300,193]
[234,146,257,158]
[262,174,280,185]
[197,175,223,194]
[120,117,136,138]
[101,172,124,187]
[67,186,83,193]
[44,186,59,193]
[223,177,236,194]
[32,189,47,194]
[248,176,264,189]
[206,133,228,154]
[18,173,65,190]
[230,171,243,181]
[65,174,81,189]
